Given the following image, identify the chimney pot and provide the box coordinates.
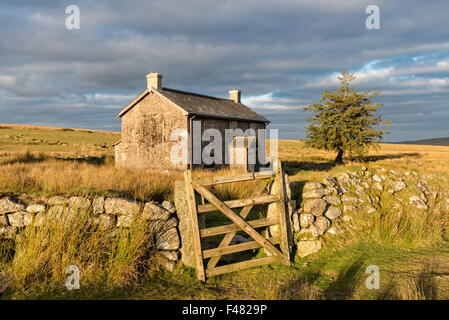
[229,89,241,103]
[146,71,162,90]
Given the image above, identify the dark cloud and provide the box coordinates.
[0,0,448,141]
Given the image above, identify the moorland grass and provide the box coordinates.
[1,127,449,299]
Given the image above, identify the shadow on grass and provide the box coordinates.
[321,256,365,300]
[285,161,338,175]
[58,155,111,166]
[1,151,113,167]
[361,153,420,162]
[1,152,47,165]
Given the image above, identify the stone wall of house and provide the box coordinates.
[116,90,267,171]
[0,195,181,272]
[116,91,188,171]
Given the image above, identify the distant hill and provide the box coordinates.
[393,137,449,146]
[0,123,119,134]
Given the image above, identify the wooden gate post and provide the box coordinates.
[184,170,206,282]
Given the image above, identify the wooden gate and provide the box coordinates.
[184,160,291,281]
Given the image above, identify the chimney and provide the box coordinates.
[229,89,241,103]
[146,71,162,90]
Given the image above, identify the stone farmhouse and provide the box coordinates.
[115,72,270,171]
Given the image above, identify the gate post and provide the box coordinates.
[174,180,206,269]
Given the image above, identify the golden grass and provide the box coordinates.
[1,139,449,203]
[274,140,449,183]
[1,128,449,299]
[2,207,153,297]
[0,154,180,202]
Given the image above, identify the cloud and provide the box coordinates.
[0,0,448,140]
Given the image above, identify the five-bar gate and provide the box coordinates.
[184,160,291,281]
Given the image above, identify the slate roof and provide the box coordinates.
[117,87,270,123]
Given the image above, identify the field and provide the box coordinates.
[1,124,449,300]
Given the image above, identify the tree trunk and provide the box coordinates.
[335,150,344,164]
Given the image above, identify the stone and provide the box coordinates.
[372,174,382,182]
[7,211,33,227]
[323,195,342,206]
[303,198,327,216]
[104,198,141,215]
[389,180,407,193]
[0,272,12,294]
[159,251,178,261]
[47,205,77,221]
[302,189,326,199]
[142,202,171,220]
[327,224,344,235]
[337,173,351,187]
[34,212,47,226]
[153,254,176,272]
[409,196,429,210]
[297,225,319,240]
[147,217,178,236]
[303,182,323,192]
[161,201,176,214]
[366,205,376,214]
[47,196,65,205]
[299,212,315,228]
[68,196,91,210]
[116,215,136,228]
[323,176,338,188]
[313,216,331,235]
[342,215,353,222]
[90,214,115,230]
[324,206,342,220]
[374,183,383,191]
[0,215,8,226]
[342,195,357,203]
[25,204,46,213]
[420,192,428,203]
[292,212,300,232]
[0,226,17,239]
[0,198,25,214]
[92,196,105,214]
[417,180,431,195]
[156,227,180,250]
[343,204,357,213]
[296,240,322,258]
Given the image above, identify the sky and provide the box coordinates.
[0,0,448,141]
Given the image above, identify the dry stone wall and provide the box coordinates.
[0,195,181,272]
[292,167,449,258]
[3,167,447,276]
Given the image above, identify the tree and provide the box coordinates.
[304,70,390,163]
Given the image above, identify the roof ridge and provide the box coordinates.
[161,87,231,101]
